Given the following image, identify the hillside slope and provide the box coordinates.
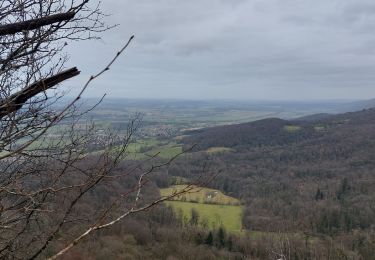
[182,118,318,150]
[182,108,375,151]
[172,108,375,258]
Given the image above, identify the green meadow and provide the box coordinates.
[93,138,183,160]
[165,201,243,232]
[161,185,243,233]
[205,147,235,154]
[283,125,302,132]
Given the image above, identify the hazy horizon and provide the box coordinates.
[70,96,363,104]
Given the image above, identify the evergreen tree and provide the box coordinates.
[205,232,213,246]
[216,226,226,248]
[190,208,200,226]
[337,178,351,200]
[315,188,324,200]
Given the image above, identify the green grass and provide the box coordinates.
[91,138,182,160]
[161,185,242,232]
[205,147,235,154]
[284,125,302,132]
[160,185,240,205]
[146,144,182,159]
[314,125,327,132]
[165,201,243,232]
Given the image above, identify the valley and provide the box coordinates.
[34,98,375,259]
[4,1,375,258]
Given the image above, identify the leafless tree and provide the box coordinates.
[0,1,203,259]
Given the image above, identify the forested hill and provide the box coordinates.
[182,108,375,151]
[171,107,375,257]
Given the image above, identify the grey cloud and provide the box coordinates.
[65,0,375,101]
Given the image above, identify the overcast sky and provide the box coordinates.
[66,0,375,101]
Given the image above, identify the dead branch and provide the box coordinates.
[0,12,76,36]
[0,67,80,118]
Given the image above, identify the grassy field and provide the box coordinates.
[165,201,243,232]
[205,147,235,154]
[284,125,302,132]
[146,144,182,159]
[161,185,243,232]
[160,185,240,205]
[314,125,327,132]
[93,138,182,160]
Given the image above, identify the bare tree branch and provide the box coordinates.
[0,12,76,36]
[0,67,80,118]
